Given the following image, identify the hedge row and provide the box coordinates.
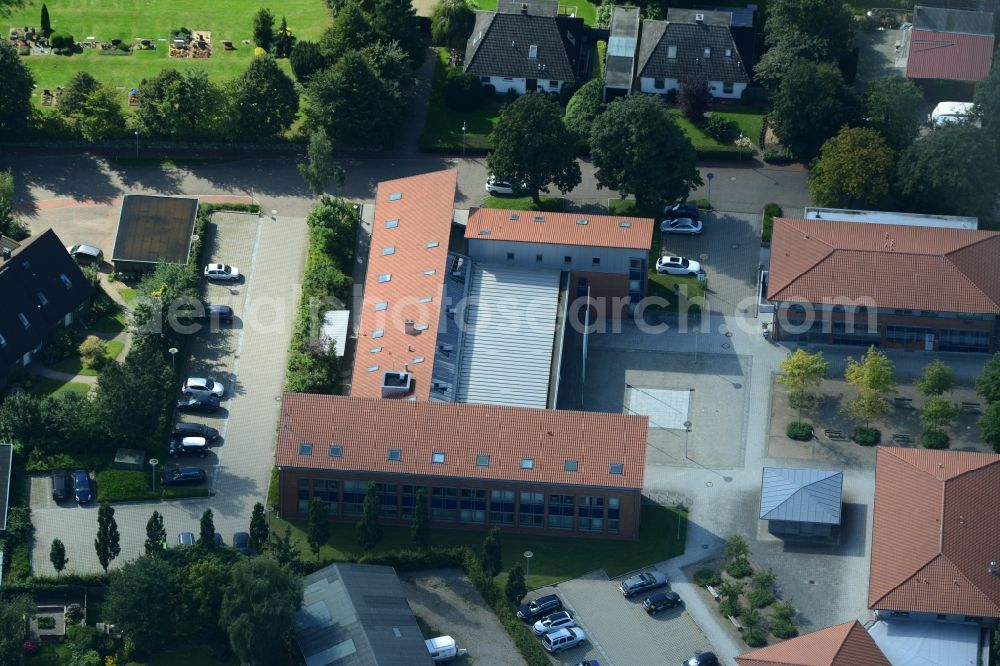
[94,470,210,503]
[693,145,753,161]
[762,202,782,243]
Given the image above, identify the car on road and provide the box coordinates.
[160,467,207,486]
[517,594,562,622]
[643,590,682,614]
[532,610,575,635]
[661,217,703,235]
[664,202,699,220]
[619,570,669,597]
[541,627,586,653]
[51,469,70,501]
[169,436,209,458]
[195,304,234,325]
[176,395,220,413]
[232,532,252,555]
[72,470,92,503]
[681,651,718,666]
[182,377,225,398]
[66,244,104,265]
[172,422,220,442]
[204,263,241,281]
[177,532,195,546]
[485,175,523,195]
[655,255,704,277]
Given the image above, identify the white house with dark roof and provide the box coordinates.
[463,0,586,96]
[636,17,749,98]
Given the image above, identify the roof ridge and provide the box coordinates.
[465,12,498,71]
[938,551,1000,616]
[944,236,1000,311]
[828,620,861,663]
[870,551,944,609]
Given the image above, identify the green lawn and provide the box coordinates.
[48,338,125,376]
[647,273,706,312]
[483,195,567,211]
[89,309,128,334]
[269,504,686,588]
[22,374,91,396]
[419,47,502,153]
[668,107,765,150]
[96,469,210,502]
[117,285,138,308]
[7,0,325,102]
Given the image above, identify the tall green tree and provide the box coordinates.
[40,3,52,36]
[753,33,829,91]
[563,79,605,150]
[253,7,276,52]
[320,0,375,59]
[505,564,527,604]
[764,0,855,57]
[481,527,503,577]
[678,75,710,120]
[777,348,830,414]
[50,538,68,576]
[199,509,216,548]
[0,595,35,665]
[0,169,29,240]
[976,352,1000,404]
[431,0,475,48]
[979,401,1000,452]
[104,556,176,653]
[183,557,230,632]
[144,510,167,556]
[299,128,345,195]
[220,558,303,665]
[307,496,331,559]
[95,502,121,572]
[74,87,128,141]
[267,525,301,567]
[920,396,959,435]
[916,360,954,396]
[229,55,299,141]
[488,93,582,205]
[93,338,173,451]
[863,75,924,153]
[274,16,296,57]
[589,94,701,212]
[371,0,425,64]
[249,502,269,554]
[134,68,229,140]
[58,71,101,116]
[972,60,1000,149]
[290,40,329,83]
[771,60,860,160]
[845,345,895,427]
[808,126,894,207]
[0,391,40,447]
[356,481,383,552]
[411,487,430,550]
[0,40,35,140]
[895,123,1000,223]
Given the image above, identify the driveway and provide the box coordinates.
[29,210,308,573]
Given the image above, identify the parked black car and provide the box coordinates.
[184,304,234,325]
[160,467,207,486]
[516,594,562,622]
[643,590,682,615]
[681,652,718,666]
[73,469,92,503]
[172,422,220,442]
[663,202,699,220]
[232,532,252,555]
[51,469,70,501]
[169,437,209,458]
[176,395,220,413]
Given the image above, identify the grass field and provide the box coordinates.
[7,0,328,102]
[420,47,503,152]
[21,374,91,396]
[48,338,124,376]
[668,107,765,150]
[469,0,599,24]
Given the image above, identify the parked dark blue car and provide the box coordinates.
[73,469,92,503]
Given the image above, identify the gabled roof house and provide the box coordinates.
[905,5,996,83]
[464,0,586,96]
[737,620,891,666]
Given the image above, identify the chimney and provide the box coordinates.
[2,248,10,261]
[521,2,528,13]
[404,319,416,335]
[695,12,704,22]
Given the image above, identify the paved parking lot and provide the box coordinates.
[530,568,713,665]
[30,211,308,573]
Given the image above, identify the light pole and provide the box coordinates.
[523,550,533,579]
[167,347,178,372]
[149,458,159,492]
[461,122,467,158]
[134,130,139,159]
[692,326,700,365]
[706,172,714,205]
[271,209,278,222]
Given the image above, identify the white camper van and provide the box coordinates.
[425,635,458,662]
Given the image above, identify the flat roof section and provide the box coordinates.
[605,5,640,90]
[466,208,654,250]
[111,194,198,264]
[351,170,457,401]
[868,619,981,666]
[804,207,978,229]
[457,263,562,409]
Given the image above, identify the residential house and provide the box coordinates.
[759,467,843,542]
[111,194,199,273]
[904,5,996,84]
[667,7,758,71]
[767,217,1000,352]
[0,229,94,389]
[603,5,641,101]
[464,0,587,96]
[736,620,891,666]
[636,16,749,98]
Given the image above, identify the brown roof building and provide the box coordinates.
[767,218,1000,352]
[466,208,653,250]
[736,620,890,666]
[275,393,648,539]
[869,447,1000,619]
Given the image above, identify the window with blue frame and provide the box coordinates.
[297,478,310,513]
[460,488,486,523]
[548,494,575,529]
[578,496,604,531]
[401,484,424,520]
[519,491,544,527]
[431,487,457,521]
[314,479,338,514]
[342,480,367,515]
[377,483,398,518]
[607,497,620,534]
[490,489,515,524]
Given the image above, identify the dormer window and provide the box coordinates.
[59,274,72,289]
[37,292,48,306]
[18,313,29,329]
[388,449,402,462]
[703,47,711,58]
[385,219,399,229]
[610,463,624,475]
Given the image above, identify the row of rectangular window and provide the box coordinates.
[297,480,620,533]
[507,252,602,266]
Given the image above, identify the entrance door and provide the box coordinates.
[526,78,537,92]
[22,351,32,367]
[924,333,935,351]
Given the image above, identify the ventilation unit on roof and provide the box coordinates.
[381,371,413,398]
[695,12,704,22]
[432,380,452,393]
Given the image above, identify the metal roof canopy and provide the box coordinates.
[605,6,640,89]
[759,467,843,525]
[111,194,199,265]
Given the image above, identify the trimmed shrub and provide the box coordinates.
[37,616,56,629]
[443,73,484,112]
[703,115,739,142]
[762,147,795,164]
[50,31,74,49]
[41,327,78,363]
[743,627,767,647]
[747,586,775,608]
[921,429,950,449]
[726,557,753,578]
[359,546,466,571]
[852,426,881,446]
[786,421,813,441]
[78,335,108,369]
[772,618,798,638]
[694,569,722,587]
[718,597,740,618]
[762,203,782,243]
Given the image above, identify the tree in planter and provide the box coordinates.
[50,538,68,576]
[249,502,269,554]
[980,401,1000,452]
[771,600,798,638]
[976,352,1000,404]
[430,0,475,49]
[95,502,121,572]
[488,93,582,205]
[505,563,527,604]
[356,482,383,551]
[916,359,954,396]
[777,348,830,417]
[748,569,776,607]
[253,7,276,52]
[807,127,894,208]
[481,527,503,577]
[725,534,749,560]
[678,75,710,120]
[726,557,753,578]
[145,510,167,556]
[845,345,895,433]
[920,396,959,446]
[308,496,331,559]
[411,487,430,550]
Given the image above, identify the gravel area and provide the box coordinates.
[400,569,527,666]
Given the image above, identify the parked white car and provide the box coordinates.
[425,636,458,662]
[485,175,526,195]
[204,263,240,281]
[540,627,586,653]
[532,610,575,635]
[655,255,704,277]
[182,377,225,398]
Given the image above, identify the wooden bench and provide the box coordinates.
[961,402,981,413]
[728,615,744,632]
[824,429,847,441]
[892,433,913,444]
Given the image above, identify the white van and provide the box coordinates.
[541,627,586,653]
[425,635,457,662]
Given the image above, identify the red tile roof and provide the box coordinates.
[275,393,648,490]
[352,170,457,401]
[736,621,890,666]
[465,208,654,250]
[906,29,995,82]
[768,218,1000,314]
[869,447,1000,617]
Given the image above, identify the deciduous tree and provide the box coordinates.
[807,126,894,207]
[74,87,128,141]
[267,525,301,567]
[488,93,581,204]
[777,348,829,414]
[299,128,345,195]
[977,352,1000,404]
[753,32,829,91]
[144,510,167,556]
[320,0,375,60]
[431,0,475,49]
[249,502,269,554]
[764,0,855,57]
[505,564,527,604]
[230,55,299,141]
[274,16,296,58]
[95,502,121,572]
[253,7,276,52]
[220,557,303,665]
[290,40,328,83]
[0,595,35,664]
[563,79,605,150]
[770,60,860,160]
[50,538,68,576]
[863,75,924,153]
[845,345,895,426]
[134,69,229,140]
[411,487,430,550]
[58,71,101,117]
[104,556,176,653]
[920,396,959,434]
[307,496,331,559]
[183,557,230,632]
[916,360,954,396]
[0,40,34,140]
[590,94,701,211]
[979,401,1000,452]
[93,338,173,451]
[356,481,383,552]
[371,0,425,65]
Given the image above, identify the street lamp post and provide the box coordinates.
[461,122,467,158]
[167,347,178,372]
[149,458,159,492]
[706,172,714,205]
[133,131,139,159]
[523,550,534,578]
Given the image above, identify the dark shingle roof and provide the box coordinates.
[112,194,199,265]
[0,229,94,381]
[637,20,749,83]
[464,8,582,82]
[912,5,996,35]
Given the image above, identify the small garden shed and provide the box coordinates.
[759,467,842,542]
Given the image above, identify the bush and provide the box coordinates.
[772,618,798,638]
[694,569,721,587]
[37,616,56,629]
[743,627,767,647]
[703,115,738,142]
[49,31,74,49]
[786,421,813,441]
[852,426,881,446]
[95,470,209,502]
[762,202,782,244]
[41,328,78,363]
[359,546,466,571]
[719,597,741,617]
[747,586,775,608]
[443,73,484,112]
[726,557,753,578]
[921,429,950,449]
[762,147,795,164]
[78,336,108,369]
[483,83,496,98]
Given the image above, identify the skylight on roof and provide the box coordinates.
[534,216,544,222]
[374,301,388,311]
[382,246,396,256]
[372,329,384,339]
[299,442,314,456]
[609,463,624,475]
[528,44,538,59]
[426,241,440,248]
[619,221,632,228]
[576,218,589,225]
[367,364,379,372]
[329,445,342,458]
[388,449,402,462]
[564,459,579,472]
[378,274,392,283]
[385,219,399,229]
[432,451,446,464]
[478,230,491,236]
[510,213,519,221]
[388,192,402,201]
[370,347,382,353]
[476,454,490,467]
[419,296,432,303]
[415,324,429,331]
[521,457,534,469]
[412,357,425,363]
[423,269,436,275]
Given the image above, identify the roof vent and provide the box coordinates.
[695,12,705,22]
[2,248,10,261]
[521,2,528,13]
[703,47,711,58]
[990,561,998,576]
[534,215,545,222]
[381,371,413,398]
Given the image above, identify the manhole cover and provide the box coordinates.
[733,383,742,389]
[706,481,714,487]
[808,580,816,585]
[731,243,740,249]
[725,331,733,337]
[722,342,731,349]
